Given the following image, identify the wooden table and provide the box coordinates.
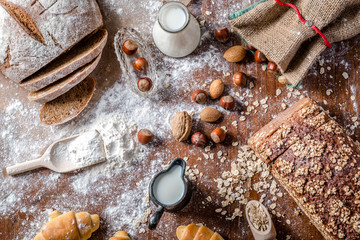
[1,0,359,239]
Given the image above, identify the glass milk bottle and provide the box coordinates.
[152,1,201,58]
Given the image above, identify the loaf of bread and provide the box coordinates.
[248,98,330,163]
[34,210,100,240]
[39,76,95,125]
[0,0,106,124]
[176,224,224,240]
[249,98,360,240]
[0,0,103,83]
[109,231,131,240]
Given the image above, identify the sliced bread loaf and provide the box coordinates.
[20,29,108,91]
[28,53,101,103]
[39,76,95,125]
[0,0,103,83]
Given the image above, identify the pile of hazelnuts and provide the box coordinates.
[122,40,153,92]
[123,40,154,145]
[215,26,288,85]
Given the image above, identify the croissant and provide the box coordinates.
[109,231,131,240]
[176,224,224,240]
[34,210,100,240]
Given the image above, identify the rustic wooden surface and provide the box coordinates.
[1,0,360,239]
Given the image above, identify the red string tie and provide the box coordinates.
[274,0,332,48]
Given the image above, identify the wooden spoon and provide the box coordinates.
[245,200,277,240]
[5,130,106,176]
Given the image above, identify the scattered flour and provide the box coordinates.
[0,0,359,239]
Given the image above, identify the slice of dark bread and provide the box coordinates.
[28,53,101,103]
[20,29,108,91]
[39,76,95,125]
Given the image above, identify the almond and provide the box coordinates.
[224,45,246,63]
[209,79,224,99]
[172,111,192,142]
[200,107,222,123]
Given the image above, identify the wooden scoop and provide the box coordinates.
[245,200,277,240]
[5,130,106,176]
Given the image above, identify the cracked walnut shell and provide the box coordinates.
[172,111,192,142]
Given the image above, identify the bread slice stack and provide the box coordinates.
[0,0,108,124]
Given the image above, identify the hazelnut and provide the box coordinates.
[215,27,230,43]
[137,129,153,145]
[247,44,256,51]
[211,128,226,143]
[233,72,247,87]
[267,61,278,73]
[122,40,138,55]
[254,50,267,63]
[209,79,224,99]
[192,90,208,104]
[220,95,235,110]
[137,77,153,92]
[133,57,148,73]
[277,75,289,85]
[191,132,207,147]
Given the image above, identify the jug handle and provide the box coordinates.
[149,206,165,230]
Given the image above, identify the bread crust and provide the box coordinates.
[20,29,107,91]
[0,0,103,83]
[249,99,360,240]
[39,76,95,125]
[28,53,100,103]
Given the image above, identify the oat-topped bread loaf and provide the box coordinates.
[249,98,360,240]
[0,0,103,83]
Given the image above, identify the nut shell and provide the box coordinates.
[233,72,247,87]
[191,132,207,147]
[247,44,256,51]
[277,75,289,85]
[224,45,246,63]
[137,129,153,145]
[200,107,222,123]
[172,111,192,142]
[209,79,224,99]
[215,27,230,43]
[133,57,148,73]
[137,77,153,92]
[267,61,278,73]
[220,95,235,110]
[122,40,138,55]
[254,50,267,63]
[192,90,208,104]
[211,128,226,143]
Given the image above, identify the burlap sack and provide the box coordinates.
[230,0,360,86]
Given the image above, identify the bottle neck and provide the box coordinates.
[158,1,190,33]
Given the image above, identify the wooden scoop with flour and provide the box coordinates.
[5,130,106,176]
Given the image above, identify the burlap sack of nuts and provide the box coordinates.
[229,0,360,86]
